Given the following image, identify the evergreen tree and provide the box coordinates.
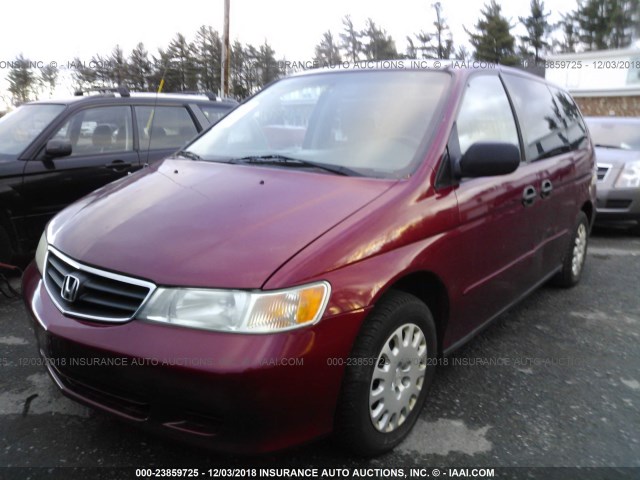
[571,0,638,50]
[257,42,280,86]
[128,43,152,91]
[89,53,112,88]
[575,0,613,50]
[430,2,454,59]
[150,49,176,91]
[108,45,128,87]
[39,64,58,96]
[230,40,253,98]
[553,13,579,53]
[519,0,551,63]
[415,31,432,58]
[7,54,36,105]
[465,0,518,65]
[405,36,418,58]
[455,45,470,61]
[194,25,221,93]
[608,0,639,49]
[339,15,363,62]
[70,56,97,93]
[314,30,342,66]
[166,33,199,91]
[361,18,398,60]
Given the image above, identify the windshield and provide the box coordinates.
[0,104,65,158]
[586,119,640,150]
[186,70,450,178]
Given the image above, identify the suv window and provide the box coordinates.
[456,74,519,156]
[0,104,65,157]
[199,105,228,124]
[135,106,198,150]
[51,106,133,156]
[502,74,574,161]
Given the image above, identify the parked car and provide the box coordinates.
[23,64,596,456]
[0,89,237,263]
[585,116,640,234]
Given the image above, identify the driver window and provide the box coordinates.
[456,75,519,156]
[51,106,133,156]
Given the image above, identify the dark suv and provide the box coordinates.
[0,90,237,262]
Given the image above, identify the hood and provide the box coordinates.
[48,159,396,288]
[595,147,640,165]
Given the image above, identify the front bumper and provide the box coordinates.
[595,185,640,225]
[22,262,368,453]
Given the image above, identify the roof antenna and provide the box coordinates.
[144,61,169,167]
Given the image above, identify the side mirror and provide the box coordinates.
[45,139,72,158]
[458,142,520,178]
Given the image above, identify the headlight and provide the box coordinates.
[35,232,48,274]
[615,160,640,188]
[137,282,330,333]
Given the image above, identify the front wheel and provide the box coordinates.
[552,211,589,288]
[335,291,437,456]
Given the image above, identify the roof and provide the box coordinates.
[545,46,640,61]
[289,59,558,85]
[585,116,640,124]
[28,91,238,107]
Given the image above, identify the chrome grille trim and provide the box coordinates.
[43,247,156,323]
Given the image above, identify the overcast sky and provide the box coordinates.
[0,0,578,106]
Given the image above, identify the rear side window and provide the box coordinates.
[456,75,519,156]
[199,105,228,124]
[502,74,579,161]
[135,106,198,150]
[548,87,588,149]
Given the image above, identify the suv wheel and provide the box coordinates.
[0,226,13,265]
[335,291,437,456]
[552,211,589,288]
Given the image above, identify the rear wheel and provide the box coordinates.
[552,211,589,288]
[335,291,437,456]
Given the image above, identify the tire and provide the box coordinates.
[0,226,13,265]
[335,290,438,457]
[552,211,589,288]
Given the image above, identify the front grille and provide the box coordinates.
[47,360,151,421]
[605,199,632,209]
[44,248,155,322]
[597,164,611,182]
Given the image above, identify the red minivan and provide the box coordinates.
[23,64,596,456]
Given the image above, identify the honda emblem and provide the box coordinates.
[61,275,81,303]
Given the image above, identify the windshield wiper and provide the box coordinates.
[229,154,362,176]
[175,150,201,161]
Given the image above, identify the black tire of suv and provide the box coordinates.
[0,226,13,265]
[552,211,589,288]
[334,290,437,457]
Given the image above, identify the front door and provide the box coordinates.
[448,73,543,339]
[20,105,139,243]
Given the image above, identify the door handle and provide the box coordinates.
[540,179,553,198]
[522,185,537,206]
[105,160,132,172]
